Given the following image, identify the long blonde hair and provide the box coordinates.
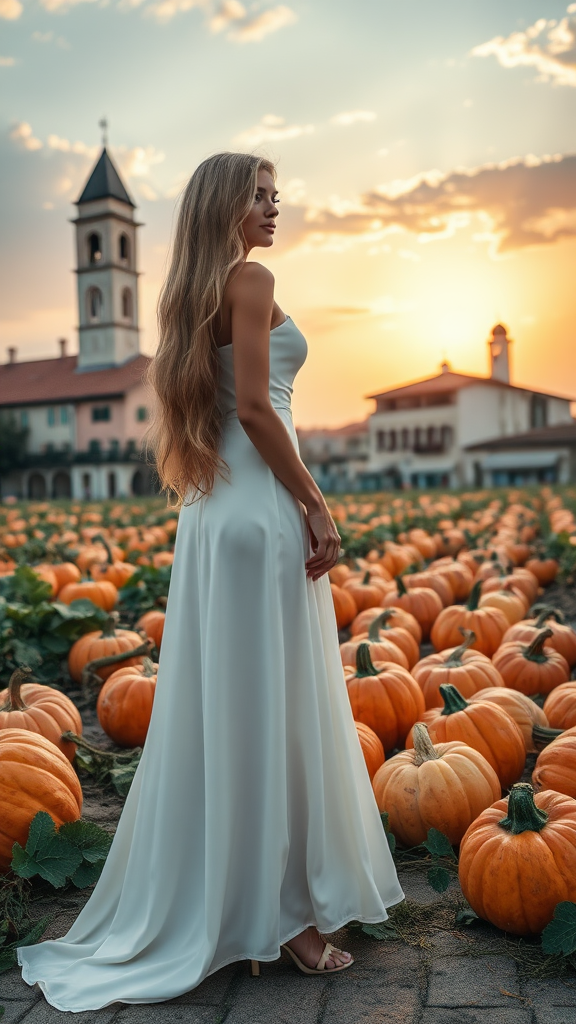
[143,151,276,509]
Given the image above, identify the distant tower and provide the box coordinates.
[72,135,142,372]
[488,324,511,384]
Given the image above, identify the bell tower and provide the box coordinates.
[72,127,143,371]
[488,323,512,384]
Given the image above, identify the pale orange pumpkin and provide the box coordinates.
[331,584,357,629]
[430,580,509,657]
[469,686,549,754]
[136,609,166,652]
[382,576,443,641]
[345,642,425,752]
[58,579,118,612]
[0,668,82,761]
[68,614,148,684]
[97,657,157,747]
[0,728,83,873]
[372,722,500,847]
[411,629,503,710]
[355,721,385,780]
[492,628,570,697]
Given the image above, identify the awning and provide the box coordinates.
[480,450,561,471]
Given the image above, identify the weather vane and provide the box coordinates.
[98,117,108,147]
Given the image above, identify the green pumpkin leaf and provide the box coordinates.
[59,819,113,864]
[423,828,457,861]
[427,866,451,893]
[361,921,398,940]
[455,907,480,927]
[10,639,43,669]
[40,634,71,654]
[69,858,106,889]
[10,812,83,888]
[541,902,576,956]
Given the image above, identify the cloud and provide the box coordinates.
[471,8,576,87]
[278,152,576,256]
[208,0,245,32]
[143,0,200,23]
[330,111,377,127]
[229,4,297,42]
[0,56,16,65]
[9,123,43,151]
[233,114,314,147]
[0,0,22,18]
[47,134,97,156]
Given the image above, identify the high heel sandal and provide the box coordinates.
[248,942,354,977]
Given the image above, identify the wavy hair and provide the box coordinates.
[143,151,276,509]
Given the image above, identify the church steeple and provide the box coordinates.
[72,137,142,372]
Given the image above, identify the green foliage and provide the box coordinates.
[423,828,458,893]
[380,811,396,856]
[64,731,142,798]
[0,413,29,474]
[541,902,576,957]
[0,874,51,975]
[11,812,113,890]
[0,567,108,686]
[118,564,172,619]
[346,917,398,941]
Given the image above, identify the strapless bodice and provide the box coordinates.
[216,316,308,419]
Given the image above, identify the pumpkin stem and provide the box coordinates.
[532,723,564,751]
[394,575,408,596]
[439,683,469,716]
[0,666,33,713]
[362,570,371,585]
[533,604,564,627]
[466,579,483,611]
[142,656,157,677]
[367,610,393,641]
[445,629,477,666]
[498,783,549,835]
[92,532,114,565]
[412,723,440,765]
[523,628,554,663]
[355,642,382,678]
[101,612,119,638]
[61,731,141,762]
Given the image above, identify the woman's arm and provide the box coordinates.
[227,262,340,580]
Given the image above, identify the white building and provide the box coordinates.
[297,420,369,493]
[0,145,157,501]
[363,324,575,489]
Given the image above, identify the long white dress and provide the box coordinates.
[17,316,404,1012]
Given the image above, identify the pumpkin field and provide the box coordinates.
[1,486,576,983]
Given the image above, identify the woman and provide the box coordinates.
[17,152,404,1010]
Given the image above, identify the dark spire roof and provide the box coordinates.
[76,147,136,207]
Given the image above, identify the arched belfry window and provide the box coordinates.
[122,287,133,321]
[88,232,102,264]
[87,286,103,322]
[119,233,130,264]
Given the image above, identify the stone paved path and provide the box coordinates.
[4,868,576,1024]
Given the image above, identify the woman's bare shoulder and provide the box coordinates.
[228,261,275,298]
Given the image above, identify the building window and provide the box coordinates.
[136,405,148,422]
[441,425,453,449]
[388,429,397,451]
[376,430,386,451]
[122,288,133,321]
[60,406,69,424]
[91,405,111,422]
[119,234,130,263]
[88,439,101,456]
[427,426,436,447]
[401,428,410,450]
[87,286,103,322]
[415,427,422,447]
[530,395,548,429]
[88,232,102,264]
[21,410,29,428]
[47,407,56,426]
[109,438,120,457]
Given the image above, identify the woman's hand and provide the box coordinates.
[304,503,342,581]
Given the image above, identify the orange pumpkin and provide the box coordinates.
[405,683,525,789]
[469,686,548,754]
[68,614,148,684]
[372,722,500,847]
[97,657,157,747]
[136,609,166,652]
[411,629,503,710]
[343,570,389,611]
[382,577,443,641]
[525,556,558,585]
[349,610,420,670]
[430,559,474,600]
[58,579,118,612]
[492,628,570,697]
[477,587,528,625]
[0,668,82,761]
[403,570,453,608]
[330,583,357,629]
[355,721,385,781]
[350,606,422,645]
[502,607,576,668]
[459,783,576,936]
[345,642,425,752]
[430,580,509,657]
[532,726,576,798]
[543,682,576,732]
[48,561,82,592]
[0,728,83,873]
[339,620,409,670]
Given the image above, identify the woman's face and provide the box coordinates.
[241,169,279,252]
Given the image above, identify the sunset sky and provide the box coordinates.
[1,0,575,427]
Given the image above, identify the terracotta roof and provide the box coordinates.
[366,370,575,403]
[76,148,136,208]
[465,422,576,451]
[0,354,151,407]
[296,419,370,438]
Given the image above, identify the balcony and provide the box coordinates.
[15,444,147,468]
[413,441,448,454]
